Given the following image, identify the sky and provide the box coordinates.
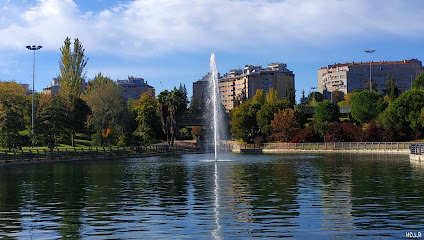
[1,0,424,101]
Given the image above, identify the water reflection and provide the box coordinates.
[0,153,423,239]
[212,162,221,240]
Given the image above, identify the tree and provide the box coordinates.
[265,88,279,103]
[0,83,28,149]
[389,90,424,139]
[313,100,339,136]
[230,100,261,142]
[286,82,296,107]
[158,88,188,146]
[324,122,362,142]
[256,99,290,137]
[299,90,308,105]
[35,95,70,148]
[331,90,344,102]
[412,73,424,90]
[190,126,203,140]
[350,90,385,124]
[338,91,357,108]
[132,92,161,144]
[271,108,300,142]
[307,91,323,104]
[67,97,90,146]
[59,37,88,99]
[234,89,247,107]
[187,97,203,115]
[58,37,89,146]
[84,75,130,146]
[292,123,322,143]
[253,89,265,105]
[383,76,399,102]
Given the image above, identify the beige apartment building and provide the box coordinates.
[318,59,424,97]
[193,63,295,112]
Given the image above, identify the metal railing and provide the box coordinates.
[410,143,424,155]
[230,142,416,151]
[0,145,186,165]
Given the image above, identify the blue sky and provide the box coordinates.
[1,0,424,101]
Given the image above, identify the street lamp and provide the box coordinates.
[159,81,163,91]
[364,49,376,91]
[26,45,42,145]
[310,87,317,107]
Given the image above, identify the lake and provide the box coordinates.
[0,153,423,239]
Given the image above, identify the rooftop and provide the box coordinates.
[321,58,423,70]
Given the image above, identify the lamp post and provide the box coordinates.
[159,81,163,92]
[364,49,376,91]
[26,45,42,145]
[310,87,317,107]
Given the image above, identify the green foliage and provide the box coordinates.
[158,88,188,146]
[86,72,114,93]
[299,90,308,105]
[307,91,324,104]
[188,97,203,114]
[59,37,88,99]
[350,90,385,124]
[390,90,424,138]
[412,73,424,90]
[84,76,130,146]
[35,95,70,148]
[285,82,296,107]
[313,100,339,136]
[230,100,261,143]
[383,76,400,102]
[265,88,278,103]
[256,99,290,136]
[253,89,265,105]
[68,97,91,146]
[132,93,161,144]
[0,83,29,149]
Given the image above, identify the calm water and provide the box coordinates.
[0,153,423,239]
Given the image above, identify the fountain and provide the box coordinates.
[208,53,220,161]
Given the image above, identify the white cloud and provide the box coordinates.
[1,0,424,56]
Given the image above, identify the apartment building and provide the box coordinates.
[117,76,155,100]
[318,59,424,96]
[192,73,210,106]
[193,62,295,112]
[42,78,61,96]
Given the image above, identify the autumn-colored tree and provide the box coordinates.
[84,74,130,146]
[190,126,203,139]
[265,88,279,103]
[271,108,300,142]
[324,122,361,142]
[292,124,322,143]
[253,89,265,105]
